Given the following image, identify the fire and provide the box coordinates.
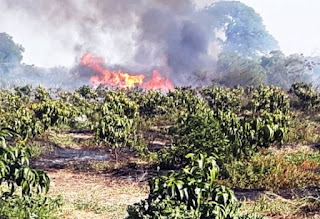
[81,52,145,89]
[80,52,174,91]
[142,70,174,91]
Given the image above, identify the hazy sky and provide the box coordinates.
[1,0,319,67]
[241,0,320,56]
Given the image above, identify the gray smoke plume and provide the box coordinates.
[0,0,220,86]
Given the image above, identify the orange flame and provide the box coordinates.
[80,52,174,91]
[81,52,145,89]
[142,70,174,91]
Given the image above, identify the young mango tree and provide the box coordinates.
[127,153,263,219]
[94,91,139,162]
[95,112,136,162]
[0,128,50,196]
[290,82,320,110]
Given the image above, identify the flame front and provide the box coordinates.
[142,70,174,91]
[81,52,145,89]
[80,52,174,91]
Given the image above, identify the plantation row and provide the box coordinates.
[0,82,318,218]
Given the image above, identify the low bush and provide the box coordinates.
[128,153,262,219]
[0,128,61,218]
[0,195,62,219]
[223,152,320,191]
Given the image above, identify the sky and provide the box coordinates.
[241,0,320,56]
[1,0,320,67]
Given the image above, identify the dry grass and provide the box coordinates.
[222,146,320,191]
[47,169,148,219]
[241,193,320,219]
[37,130,319,218]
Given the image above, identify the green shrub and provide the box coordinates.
[127,153,241,219]
[0,128,59,218]
[94,91,139,161]
[160,103,228,167]
[76,85,98,99]
[0,195,62,219]
[129,90,170,117]
[0,142,50,195]
[250,86,289,114]
[291,82,320,110]
[160,85,290,168]
[200,85,241,114]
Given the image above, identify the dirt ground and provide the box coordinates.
[47,169,148,219]
[33,132,320,219]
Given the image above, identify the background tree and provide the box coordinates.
[261,50,311,89]
[0,33,24,73]
[216,52,267,87]
[206,1,279,58]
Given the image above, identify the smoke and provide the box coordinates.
[0,0,222,86]
[134,3,217,84]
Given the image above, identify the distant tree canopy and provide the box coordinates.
[306,56,320,85]
[0,33,24,71]
[216,52,267,87]
[0,33,75,88]
[206,1,279,58]
[206,1,312,89]
[261,51,311,89]
[216,51,312,89]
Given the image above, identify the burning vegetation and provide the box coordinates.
[0,0,284,89]
[80,52,174,91]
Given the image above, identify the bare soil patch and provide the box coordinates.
[48,169,148,219]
